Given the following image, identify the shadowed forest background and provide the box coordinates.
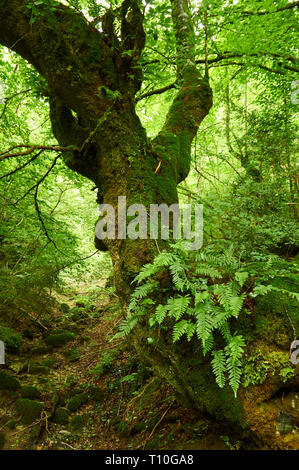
[0,0,298,451]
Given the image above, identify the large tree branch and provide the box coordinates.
[0,0,113,122]
[0,0,146,189]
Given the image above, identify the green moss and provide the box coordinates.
[0,326,22,353]
[254,275,299,346]
[89,349,120,378]
[20,385,41,399]
[242,348,295,387]
[60,303,70,313]
[21,362,50,375]
[63,348,80,362]
[0,371,21,391]
[54,407,69,425]
[31,346,49,355]
[69,414,86,433]
[242,352,270,387]
[16,398,44,424]
[0,432,5,450]
[45,331,75,347]
[42,358,55,368]
[67,392,88,412]
[89,385,105,402]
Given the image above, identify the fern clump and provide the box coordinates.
[115,244,298,397]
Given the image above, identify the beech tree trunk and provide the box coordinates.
[1,0,297,450]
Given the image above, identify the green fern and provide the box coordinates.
[225,335,245,397]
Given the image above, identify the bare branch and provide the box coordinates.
[0,88,32,120]
[136,83,177,101]
[34,184,60,251]
[0,150,44,180]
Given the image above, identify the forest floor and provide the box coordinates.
[0,281,260,450]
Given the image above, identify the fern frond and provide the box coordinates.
[154,304,168,324]
[133,263,159,284]
[225,335,245,396]
[195,304,214,349]
[173,319,189,342]
[169,261,188,291]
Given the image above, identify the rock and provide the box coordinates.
[15,398,44,424]
[67,393,88,412]
[69,415,85,433]
[0,371,21,391]
[53,407,69,425]
[45,331,75,347]
[69,387,85,397]
[20,385,41,400]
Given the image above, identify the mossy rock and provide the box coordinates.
[0,326,22,353]
[67,392,88,412]
[254,275,299,348]
[53,407,69,425]
[0,432,5,450]
[69,414,87,433]
[89,385,105,402]
[16,398,44,424]
[60,303,71,313]
[29,424,41,440]
[45,331,75,347]
[0,371,21,391]
[20,385,41,400]
[7,419,16,430]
